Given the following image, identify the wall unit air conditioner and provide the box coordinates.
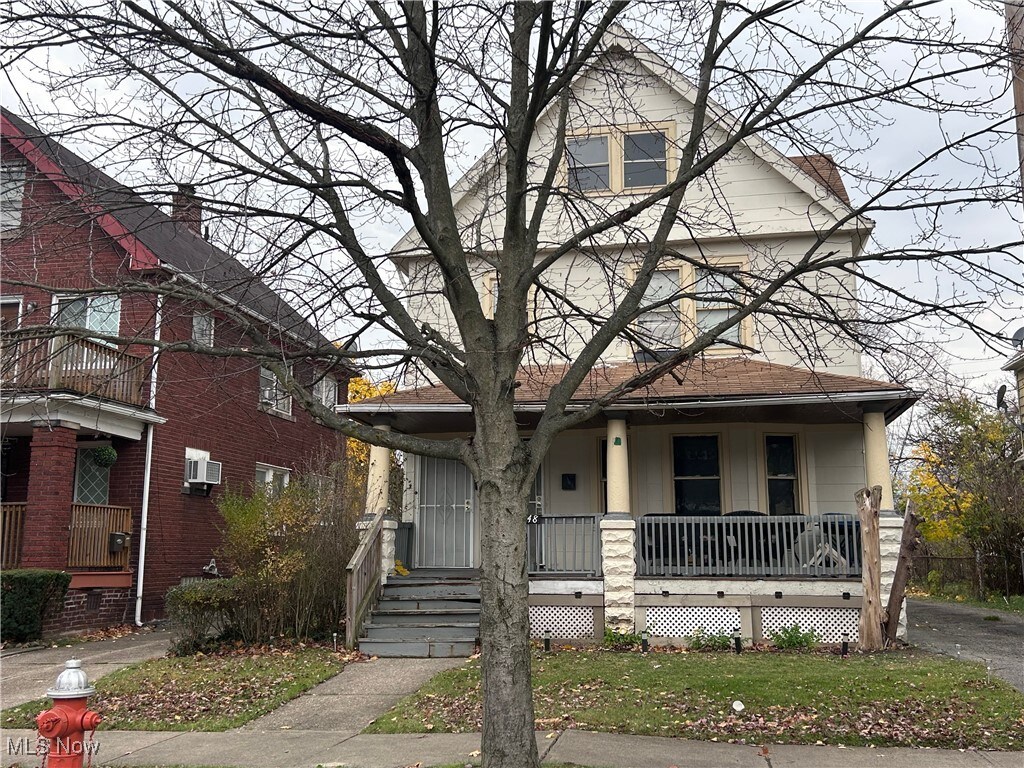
[186,457,223,485]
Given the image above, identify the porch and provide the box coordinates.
[1,501,133,573]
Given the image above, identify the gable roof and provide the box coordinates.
[1,109,342,355]
[345,357,915,418]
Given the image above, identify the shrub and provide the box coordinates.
[165,578,238,655]
[769,623,819,649]
[602,626,643,649]
[0,569,72,642]
[684,627,732,651]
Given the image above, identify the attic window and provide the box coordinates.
[567,136,610,191]
[623,132,667,188]
[1,160,26,232]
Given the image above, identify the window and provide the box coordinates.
[255,463,290,495]
[54,294,121,338]
[567,135,611,191]
[672,435,721,515]
[259,366,291,415]
[567,125,671,193]
[1,161,25,231]
[314,375,338,408]
[638,269,682,348]
[765,435,799,515]
[482,272,501,319]
[75,446,111,505]
[192,312,215,346]
[694,267,741,344]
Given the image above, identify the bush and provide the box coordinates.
[165,578,238,655]
[0,569,72,642]
[684,627,733,651]
[602,626,643,649]
[769,623,819,649]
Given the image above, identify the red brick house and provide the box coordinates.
[0,110,352,632]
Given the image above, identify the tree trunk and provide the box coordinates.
[857,485,883,651]
[474,422,539,768]
[883,506,921,647]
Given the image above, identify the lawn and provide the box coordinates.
[366,647,1024,750]
[1,645,348,731]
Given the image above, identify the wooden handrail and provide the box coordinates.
[1,335,147,407]
[1,503,26,569]
[344,510,385,648]
[68,503,133,570]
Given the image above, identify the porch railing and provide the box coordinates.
[1,502,26,568]
[527,515,601,576]
[345,511,384,648]
[636,514,862,578]
[1,335,147,407]
[68,504,133,570]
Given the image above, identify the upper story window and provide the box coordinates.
[314,374,338,408]
[1,161,26,231]
[694,267,741,344]
[54,294,121,338]
[192,312,215,346]
[567,125,671,193]
[259,365,292,416]
[638,269,682,348]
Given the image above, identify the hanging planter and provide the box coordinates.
[92,445,118,468]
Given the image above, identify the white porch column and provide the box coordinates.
[600,516,636,633]
[863,410,895,510]
[605,418,630,516]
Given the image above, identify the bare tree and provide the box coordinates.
[2,2,1022,765]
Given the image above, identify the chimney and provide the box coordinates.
[171,183,202,235]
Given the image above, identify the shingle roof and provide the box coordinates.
[2,109,335,352]
[357,357,909,408]
[788,154,850,205]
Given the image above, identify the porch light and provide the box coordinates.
[641,629,649,653]
[543,629,552,652]
[732,628,742,654]
[841,632,850,657]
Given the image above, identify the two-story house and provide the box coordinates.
[338,29,917,656]
[0,109,352,633]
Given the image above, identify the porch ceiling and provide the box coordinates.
[1,393,165,440]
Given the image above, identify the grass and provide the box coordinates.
[910,585,1024,615]
[1,645,347,732]
[366,647,1024,750]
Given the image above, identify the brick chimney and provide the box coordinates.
[171,183,201,235]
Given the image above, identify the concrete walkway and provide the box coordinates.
[2,727,1021,767]
[0,629,172,707]
[907,599,1024,692]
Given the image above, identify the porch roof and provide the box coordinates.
[341,357,916,432]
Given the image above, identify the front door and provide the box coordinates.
[417,456,475,568]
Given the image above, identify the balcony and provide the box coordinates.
[1,335,148,408]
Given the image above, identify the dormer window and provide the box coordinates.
[1,160,26,231]
[567,124,673,194]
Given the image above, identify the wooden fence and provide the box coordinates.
[68,504,133,569]
[1,503,26,568]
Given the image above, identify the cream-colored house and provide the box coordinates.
[342,28,916,655]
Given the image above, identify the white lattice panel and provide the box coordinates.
[645,606,741,638]
[761,606,860,643]
[529,605,594,639]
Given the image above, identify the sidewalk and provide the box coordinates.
[2,727,1021,767]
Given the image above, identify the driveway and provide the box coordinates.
[1,629,171,707]
[907,599,1024,692]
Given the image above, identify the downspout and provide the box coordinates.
[135,293,162,626]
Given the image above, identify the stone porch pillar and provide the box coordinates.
[863,409,894,511]
[879,513,908,639]
[20,420,79,570]
[600,516,636,633]
[605,417,630,516]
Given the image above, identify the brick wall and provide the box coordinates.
[43,587,133,635]
[20,423,78,570]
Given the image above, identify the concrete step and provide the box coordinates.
[358,638,477,658]
[383,583,481,598]
[372,609,480,625]
[363,623,479,641]
[377,597,481,611]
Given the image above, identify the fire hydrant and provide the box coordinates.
[35,659,102,768]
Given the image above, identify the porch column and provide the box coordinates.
[600,517,636,633]
[879,514,907,639]
[862,409,894,510]
[605,417,630,516]
[21,420,79,570]
[364,424,392,519]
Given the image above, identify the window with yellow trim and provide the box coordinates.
[567,124,673,193]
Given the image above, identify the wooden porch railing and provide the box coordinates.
[1,502,26,568]
[1,335,147,407]
[527,515,602,576]
[636,514,862,578]
[345,511,384,648]
[68,504,133,570]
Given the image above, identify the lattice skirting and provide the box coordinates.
[529,605,595,639]
[761,606,860,643]
[645,605,742,638]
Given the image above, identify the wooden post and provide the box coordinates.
[883,505,921,647]
[856,485,883,651]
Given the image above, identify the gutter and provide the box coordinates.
[135,294,162,626]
